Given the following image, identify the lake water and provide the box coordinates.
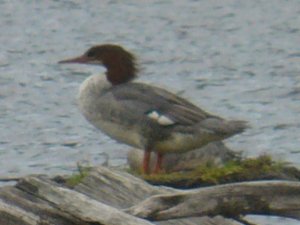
[0,1,299,224]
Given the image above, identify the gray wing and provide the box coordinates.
[105,82,219,126]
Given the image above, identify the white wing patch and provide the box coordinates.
[147,110,175,126]
[147,111,160,120]
[158,115,174,126]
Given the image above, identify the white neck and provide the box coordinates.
[79,74,110,96]
[78,74,111,115]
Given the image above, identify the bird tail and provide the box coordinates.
[200,118,249,137]
[223,120,249,135]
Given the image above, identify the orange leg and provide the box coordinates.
[143,151,151,174]
[154,152,163,174]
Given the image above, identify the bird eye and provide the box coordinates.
[86,49,96,58]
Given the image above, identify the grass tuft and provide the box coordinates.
[132,155,295,189]
[66,163,92,187]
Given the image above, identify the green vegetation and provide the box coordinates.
[66,163,92,187]
[63,155,299,189]
[136,155,293,188]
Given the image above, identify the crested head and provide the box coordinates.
[59,44,137,85]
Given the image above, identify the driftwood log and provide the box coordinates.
[127,180,300,221]
[17,176,153,225]
[0,165,299,225]
[0,143,299,224]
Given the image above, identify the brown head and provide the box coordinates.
[59,44,137,85]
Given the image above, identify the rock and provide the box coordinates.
[127,141,239,172]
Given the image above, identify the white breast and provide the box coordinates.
[77,74,144,149]
[78,74,110,113]
[79,74,110,99]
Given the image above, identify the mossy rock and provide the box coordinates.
[134,155,300,189]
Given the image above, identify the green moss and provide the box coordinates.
[66,163,92,187]
[136,155,292,188]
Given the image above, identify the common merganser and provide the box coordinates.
[59,44,247,174]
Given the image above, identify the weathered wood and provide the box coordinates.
[0,185,90,225]
[72,166,242,225]
[127,180,300,221]
[16,176,154,225]
[1,165,299,225]
[0,199,40,225]
[0,167,242,225]
[73,166,172,208]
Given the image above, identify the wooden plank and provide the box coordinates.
[73,166,241,225]
[127,180,300,221]
[0,186,88,225]
[74,166,172,208]
[0,199,40,225]
[17,176,154,225]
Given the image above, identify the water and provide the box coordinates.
[0,1,299,223]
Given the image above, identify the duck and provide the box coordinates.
[59,44,247,174]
